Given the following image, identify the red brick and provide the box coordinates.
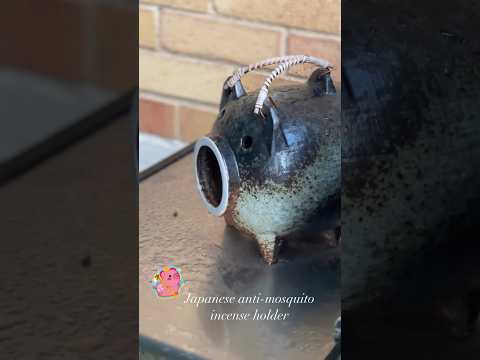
[177,106,217,142]
[139,99,177,138]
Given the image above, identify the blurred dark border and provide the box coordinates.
[341,0,480,359]
[0,1,139,359]
[0,89,136,186]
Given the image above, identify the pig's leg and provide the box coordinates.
[256,233,282,265]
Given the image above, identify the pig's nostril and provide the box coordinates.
[196,145,223,208]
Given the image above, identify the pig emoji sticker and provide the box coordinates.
[151,266,183,298]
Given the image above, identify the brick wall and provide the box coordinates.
[3,1,136,91]
[139,0,341,142]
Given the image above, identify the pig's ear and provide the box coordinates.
[266,106,289,156]
[159,271,167,279]
[219,77,246,110]
[308,68,336,96]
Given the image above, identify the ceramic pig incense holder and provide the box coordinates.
[194,62,340,264]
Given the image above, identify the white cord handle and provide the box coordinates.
[226,56,302,88]
[225,55,332,114]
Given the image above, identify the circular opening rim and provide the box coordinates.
[194,136,229,217]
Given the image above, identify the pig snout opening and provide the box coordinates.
[194,136,238,217]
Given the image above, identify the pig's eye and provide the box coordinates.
[241,135,253,151]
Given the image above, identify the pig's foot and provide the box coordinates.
[256,234,282,265]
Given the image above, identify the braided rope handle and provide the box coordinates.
[225,55,302,89]
[225,55,332,114]
[254,55,332,114]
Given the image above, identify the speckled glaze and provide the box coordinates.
[194,69,340,264]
